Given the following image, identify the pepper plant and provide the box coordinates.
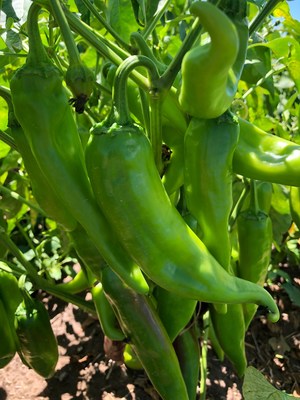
[0,0,299,398]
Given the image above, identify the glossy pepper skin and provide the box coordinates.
[0,269,23,362]
[15,295,59,378]
[9,3,148,296]
[184,112,239,271]
[233,118,300,186]
[237,181,273,330]
[174,325,200,400]
[154,286,197,342]
[0,299,16,368]
[179,1,239,119]
[0,85,77,231]
[101,267,189,400]
[86,120,279,321]
[91,282,125,341]
[184,112,247,376]
[289,186,300,230]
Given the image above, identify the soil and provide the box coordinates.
[0,266,299,400]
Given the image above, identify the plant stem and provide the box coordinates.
[80,0,132,52]
[0,185,46,215]
[0,130,17,150]
[49,0,81,65]
[199,310,209,400]
[158,16,202,92]
[0,228,96,315]
[26,3,51,65]
[142,0,171,40]
[113,55,160,125]
[249,0,284,36]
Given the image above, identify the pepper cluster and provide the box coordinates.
[1,0,298,398]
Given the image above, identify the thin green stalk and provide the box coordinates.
[0,130,17,150]
[200,310,209,400]
[142,0,171,40]
[242,65,285,100]
[80,0,132,52]
[0,184,46,215]
[249,0,284,36]
[113,55,160,125]
[158,16,202,92]
[26,3,51,65]
[0,228,96,315]
[49,0,81,65]
[149,91,163,173]
[229,184,250,230]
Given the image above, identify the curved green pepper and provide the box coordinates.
[10,3,148,295]
[101,267,189,400]
[86,118,278,319]
[179,1,239,119]
[0,85,77,231]
[15,293,59,378]
[233,118,300,186]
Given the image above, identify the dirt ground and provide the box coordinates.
[0,266,299,400]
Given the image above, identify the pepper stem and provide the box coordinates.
[113,55,160,125]
[49,0,81,66]
[113,55,162,169]
[26,3,51,65]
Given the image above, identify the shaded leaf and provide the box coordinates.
[243,366,298,399]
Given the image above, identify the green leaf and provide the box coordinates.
[1,0,19,21]
[256,38,300,92]
[282,282,300,307]
[243,366,298,399]
[107,0,140,42]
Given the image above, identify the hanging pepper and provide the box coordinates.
[289,186,300,230]
[233,118,300,187]
[174,325,200,400]
[9,3,148,295]
[237,180,274,329]
[101,267,190,400]
[0,299,17,368]
[179,1,239,119]
[86,55,279,320]
[15,288,59,378]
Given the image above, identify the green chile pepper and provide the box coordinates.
[0,85,77,231]
[179,1,239,119]
[233,118,300,186]
[154,286,197,342]
[0,268,23,358]
[184,112,239,271]
[210,304,247,377]
[289,186,300,230]
[15,293,59,378]
[91,282,125,341]
[162,124,184,196]
[86,117,279,317]
[101,267,190,400]
[0,298,16,368]
[123,343,143,370]
[237,181,273,329]
[10,3,148,295]
[56,267,91,295]
[174,325,200,400]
